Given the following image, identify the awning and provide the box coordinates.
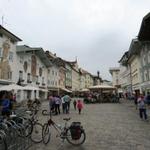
[0,84,25,91]
[39,88,48,92]
[79,88,89,92]
[23,85,39,91]
[60,87,72,93]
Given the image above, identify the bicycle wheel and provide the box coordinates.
[42,123,51,144]
[23,118,33,137]
[42,110,48,116]
[0,131,7,150]
[66,128,86,146]
[31,122,43,143]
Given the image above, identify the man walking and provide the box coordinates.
[138,93,148,121]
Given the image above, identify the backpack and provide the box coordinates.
[138,99,146,108]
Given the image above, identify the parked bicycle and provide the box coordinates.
[25,108,43,143]
[42,117,86,146]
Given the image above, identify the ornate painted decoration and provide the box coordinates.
[31,55,37,76]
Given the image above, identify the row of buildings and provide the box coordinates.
[0,25,103,101]
[109,12,150,98]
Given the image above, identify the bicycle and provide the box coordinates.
[42,117,86,146]
[0,129,7,150]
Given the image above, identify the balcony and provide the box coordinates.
[36,81,40,85]
[17,78,24,85]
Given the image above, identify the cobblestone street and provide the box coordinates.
[30,100,150,150]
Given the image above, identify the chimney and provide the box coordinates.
[97,71,100,78]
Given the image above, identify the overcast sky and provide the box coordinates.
[0,0,150,80]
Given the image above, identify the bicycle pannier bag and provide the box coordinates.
[70,122,82,140]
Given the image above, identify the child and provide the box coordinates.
[76,100,83,114]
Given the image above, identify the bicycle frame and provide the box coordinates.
[47,118,68,138]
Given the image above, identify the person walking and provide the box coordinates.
[145,92,150,108]
[137,93,148,121]
[134,93,138,110]
[76,100,83,114]
[54,96,61,115]
[73,100,77,110]
[48,95,55,114]
[61,95,66,114]
[63,94,71,114]
[0,93,11,118]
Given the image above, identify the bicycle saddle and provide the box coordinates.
[63,117,71,121]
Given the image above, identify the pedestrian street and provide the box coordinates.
[29,100,150,150]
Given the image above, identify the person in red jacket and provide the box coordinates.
[76,100,83,114]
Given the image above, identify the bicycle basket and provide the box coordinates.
[70,122,82,140]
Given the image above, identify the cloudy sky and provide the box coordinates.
[0,0,150,80]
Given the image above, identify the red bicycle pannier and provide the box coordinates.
[70,122,82,140]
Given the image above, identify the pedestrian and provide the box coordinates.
[54,96,61,115]
[61,95,66,114]
[48,95,55,113]
[145,92,150,108]
[73,100,77,110]
[137,93,148,121]
[0,93,11,118]
[27,99,32,110]
[76,100,83,114]
[134,93,138,110]
[63,94,71,114]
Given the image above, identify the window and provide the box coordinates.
[0,33,3,37]
[42,77,44,84]
[19,71,23,80]
[36,76,38,82]
[148,51,150,64]
[55,81,57,86]
[27,73,31,81]
[143,55,147,66]
[48,80,50,85]
[52,70,54,75]
[55,72,57,76]
[9,51,13,62]
[8,71,12,79]
[0,48,3,57]
[144,70,148,81]
[20,56,24,63]
[10,39,15,44]
[48,69,50,74]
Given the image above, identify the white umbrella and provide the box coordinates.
[0,84,25,91]
[80,88,89,92]
[89,84,116,90]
